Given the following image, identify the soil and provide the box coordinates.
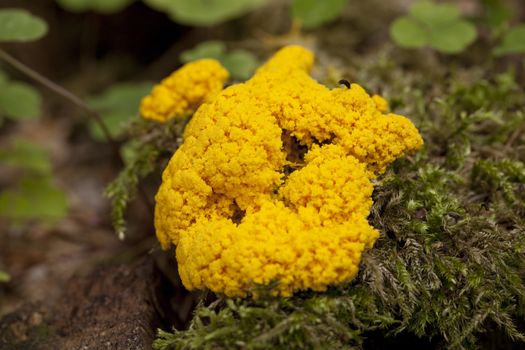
[0,1,192,347]
[0,257,169,349]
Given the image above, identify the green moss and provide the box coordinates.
[106,117,188,239]
[147,50,525,349]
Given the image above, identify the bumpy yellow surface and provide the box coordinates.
[140,59,229,122]
[150,46,424,297]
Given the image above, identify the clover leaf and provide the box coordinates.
[0,138,51,174]
[0,9,48,42]
[390,0,477,54]
[180,41,260,80]
[429,21,477,54]
[87,82,153,140]
[410,1,460,25]
[390,17,427,48]
[144,0,266,26]
[0,176,68,223]
[0,138,68,224]
[221,50,259,80]
[0,72,42,121]
[494,25,525,56]
[291,0,348,29]
[180,41,226,62]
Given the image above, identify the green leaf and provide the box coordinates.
[221,49,259,80]
[494,25,525,56]
[0,138,51,174]
[390,1,477,54]
[429,20,477,54]
[180,41,226,63]
[0,9,48,42]
[180,42,259,80]
[0,176,68,222]
[0,271,10,283]
[410,1,460,25]
[144,0,266,26]
[481,0,511,27]
[0,138,67,224]
[87,82,152,140]
[291,0,348,29]
[390,17,427,48]
[106,141,159,239]
[55,0,135,13]
[0,81,42,120]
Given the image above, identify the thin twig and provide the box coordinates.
[0,48,154,222]
[0,48,117,146]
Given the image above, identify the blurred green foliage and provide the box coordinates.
[0,70,42,122]
[390,0,477,54]
[291,0,348,29]
[56,0,135,14]
[0,8,47,42]
[180,41,259,80]
[55,0,268,26]
[180,41,225,62]
[481,0,512,27]
[494,25,525,56]
[220,50,259,81]
[0,177,68,223]
[54,0,350,28]
[0,9,59,226]
[45,0,525,59]
[0,137,50,173]
[0,271,10,283]
[143,0,266,26]
[0,139,67,224]
[0,8,44,123]
[87,82,153,140]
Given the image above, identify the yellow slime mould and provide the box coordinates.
[143,45,424,297]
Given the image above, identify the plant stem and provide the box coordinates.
[0,48,116,145]
[0,48,155,228]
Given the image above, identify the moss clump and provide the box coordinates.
[147,48,525,350]
[105,117,188,238]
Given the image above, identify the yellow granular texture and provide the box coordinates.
[140,59,229,122]
[153,45,424,297]
[372,94,389,113]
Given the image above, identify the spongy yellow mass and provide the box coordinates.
[140,59,229,122]
[151,45,424,297]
